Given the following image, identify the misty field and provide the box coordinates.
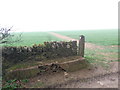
[3,29,118,47]
[54,29,118,46]
[3,32,62,46]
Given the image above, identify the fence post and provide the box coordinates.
[79,35,85,57]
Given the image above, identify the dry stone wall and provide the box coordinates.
[2,41,77,63]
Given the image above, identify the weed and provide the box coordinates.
[2,79,29,89]
[2,79,21,89]
[21,79,29,83]
[85,55,110,69]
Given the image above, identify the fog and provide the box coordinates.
[0,0,118,32]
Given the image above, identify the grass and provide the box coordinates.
[85,55,110,69]
[1,29,118,47]
[0,76,1,89]
[84,46,118,69]
[4,68,40,80]
[5,56,87,81]
[2,32,62,47]
[31,82,44,88]
[2,79,29,89]
[99,47,118,53]
[53,29,118,46]
[6,56,80,72]
[6,60,42,72]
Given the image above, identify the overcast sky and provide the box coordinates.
[0,0,119,32]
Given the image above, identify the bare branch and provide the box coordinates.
[0,26,22,44]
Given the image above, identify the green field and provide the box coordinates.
[54,29,118,46]
[3,32,62,46]
[2,29,118,46]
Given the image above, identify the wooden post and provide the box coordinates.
[79,35,85,57]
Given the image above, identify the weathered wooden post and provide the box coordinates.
[79,35,85,57]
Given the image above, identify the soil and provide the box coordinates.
[25,64,118,88]
[52,72,118,88]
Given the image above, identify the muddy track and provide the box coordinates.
[47,71,118,88]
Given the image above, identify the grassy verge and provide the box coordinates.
[84,46,118,69]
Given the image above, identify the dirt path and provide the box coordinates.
[49,32,107,50]
[26,64,118,88]
[49,32,78,41]
[51,72,118,88]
